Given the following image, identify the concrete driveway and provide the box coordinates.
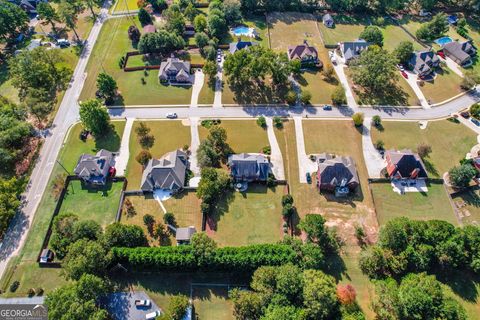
[362,117,386,178]
[189,117,201,176]
[266,117,285,180]
[404,71,430,108]
[190,70,205,108]
[115,118,134,176]
[293,117,318,183]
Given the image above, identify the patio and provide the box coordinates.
[391,179,428,194]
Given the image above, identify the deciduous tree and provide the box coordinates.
[79,99,110,137]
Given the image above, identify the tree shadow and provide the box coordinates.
[423,158,439,177]
[434,269,480,303]
[226,80,289,105]
[95,125,122,151]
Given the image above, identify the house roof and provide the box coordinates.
[447,15,458,24]
[408,50,439,74]
[73,149,113,182]
[143,24,156,33]
[340,40,371,61]
[229,41,256,54]
[228,153,270,181]
[317,156,359,187]
[385,149,428,178]
[176,226,196,241]
[141,149,188,191]
[159,58,191,81]
[443,41,473,63]
[323,14,333,23]
[287,42,318,60]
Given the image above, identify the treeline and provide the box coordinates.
[359,217,480,279]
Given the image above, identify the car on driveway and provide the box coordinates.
[471,118,480,127]
[401,71,408,79]
[135,300,151,308]
[145,311,161,319]
[166,113,177,119]
[323,105,333,111]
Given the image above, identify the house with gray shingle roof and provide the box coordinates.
[316,156,359,193]
[140,150,188,192]
[287,41,321,67]
[229,41,257,54]
[228,153,270,182]
[158,58,192,84]
[339,40,371,64]
[442,41,477,66]
[74,149,114,185]
[176,226,196,245]
[408,50,440,77]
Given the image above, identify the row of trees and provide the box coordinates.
[359,217,480,279]
[230,264,365,320]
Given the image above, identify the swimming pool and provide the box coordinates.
[231,26,251,36]
[435,36,453,46]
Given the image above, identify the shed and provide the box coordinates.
[323,14,334,28]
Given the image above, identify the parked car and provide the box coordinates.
[461,111,470,119]
[57,39,70,48]
[306,172,312,184]
[166,112,178,119]
[401,71,408,79]
[217,56,222,62]
[135,300,151,307]
[397,64,405,71]
[471,118,480,127]
[145,311,161,320]
[419,9,431,17]
[323,105,333,111]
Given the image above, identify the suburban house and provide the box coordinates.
[287,41,321,67]
[176,226,196,245]
[140,150,189,192]
[228,153,270,182]
[317,156,359,196]
[74,149,114,185]
[143,24,156,34]
[158,58,192,84]
[9,0,46,13]
[385,150,428,180]
[229,41,257,54]
[339,40,371,64]
[442,41,477,66]
[408,50,440,77]
[323,14,334,28]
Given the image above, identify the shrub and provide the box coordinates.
[449,164,477,188]
[9,281,19,292]
[417,143,432,159]
[163,212,176,225]
[337,284,356,305]
[36,288,44,296]
[282,203,295,218]
[372,115,382,127]
[331,85,346,105]
[169,295,190,320]
[267,174,277,187]
[143,214,155,234]
[136,150,152,166]
[262,146,271,155]
[27,288,35,297]
[273,116,283,129]
[374,140,384,150]
[257,116,267,128]
[285,90,297,105]
[300,90,312,105]
[470,103,480,120]
[139,134,155,149]
[282,194,294,206]
[352,113,364,127]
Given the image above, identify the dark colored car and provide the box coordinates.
[306,172,312,184]
[323,105,333,111]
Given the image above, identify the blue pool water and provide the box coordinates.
[435,36,453,46]
[232,26,251,36]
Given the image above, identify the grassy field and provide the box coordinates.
[274,120,377,243]
[199,120,269,154]
[193,286,234,320]
[208,184,284,247]
[419,68,464,104]
[380,20,425,52]
[126,120,191,191]
[112,0,139,13]
[318,14,369,46]
[58,180,123,227]
[80,16,193,106]
[371,182,456,225]
[371,120,477,177]
[452,189,480,225]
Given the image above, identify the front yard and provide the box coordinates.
[419,68,464,104]
[371,182,456,225]
[126,120,191,190]
[371,120,477,177]
[80,16,194,106]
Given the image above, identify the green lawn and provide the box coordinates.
[198,76,215,105]
[58,180,123,227]
[296,69,338,105]
[371,120,477,177]
[452,189,480,225]
[209,184,284,247]
[380,20,425,52]
[419,68,464,104]
[112,0,139,13]
[318,14,369,46]
[193,286,234,320]
[199,120,269,154]
[371,182,457,225]
[80,16,193,106]
[126,120,191,190]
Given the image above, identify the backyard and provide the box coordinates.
[79,16,195,106]
[222,15,270,48]
[452,189,480,225]
[371,120,477,177]
[370,182,457,225]
[126,120,191,190]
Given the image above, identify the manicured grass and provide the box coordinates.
[198,77,215,105]
[371,182,456,225]
[126,120,191,190]
[199,120,269,154]
[371,120,477,177]
[209,184,284,247]
[58,180,123,227]
[380,20,425,52]
[193,286,234,320]
[318,14,369,46]
[452,189,480,225]
[59,121,125,172]
[419,68,464,104]
[112,0,139,13]
[125,54,162,68]
[80,16,193,106]
[221,15,269,48]
[274,120,376,243]
[296,69,339,104]
[121,192,202,246]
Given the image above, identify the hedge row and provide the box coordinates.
[112,244,299,271]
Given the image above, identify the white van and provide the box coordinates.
[145,310,161,320]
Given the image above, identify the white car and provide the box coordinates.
[419,9,431,17]
[145,311,161,320]
[166,113,178,119]
[135,299,151,307]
